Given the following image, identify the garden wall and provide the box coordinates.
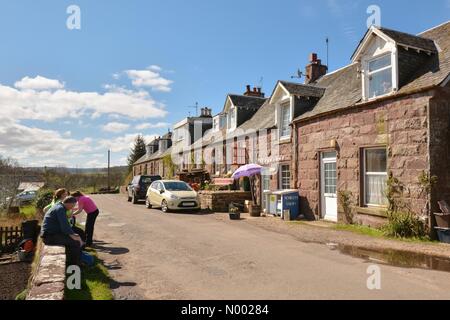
[199,191,252,212]
[27,242,66,300]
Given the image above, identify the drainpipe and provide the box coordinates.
[293,122,299,190]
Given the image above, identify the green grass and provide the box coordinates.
[334,223,437,244]
[19,205,36,219]
[288,221,438,244]
[64,249,114,300]
[334,224,385,238]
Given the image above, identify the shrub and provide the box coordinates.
[383,211,426,239]
[34,189,54,210]
[338,190,354,224]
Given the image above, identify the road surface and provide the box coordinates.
[88,194,450,300]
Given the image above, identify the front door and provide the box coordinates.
[321,152,338,222]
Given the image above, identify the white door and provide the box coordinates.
[321,152,338,222]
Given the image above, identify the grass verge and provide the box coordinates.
[334,223,437,244]
[64,249,114,300]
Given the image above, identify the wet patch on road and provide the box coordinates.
[333,244,450,273]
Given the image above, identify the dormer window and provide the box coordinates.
[228,107,236,130]
[280,102,291,138]
[367,54,393,98]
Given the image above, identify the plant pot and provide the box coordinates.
[434,213,450,229]
[229,212,241,220]
[435,228,450,244]
[249,205,261,217]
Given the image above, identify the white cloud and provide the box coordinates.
[0,117,92,163]
[136,122,170,130]
[102,122,130,133]
[0,80,168,121]
[125,67,173,92]
[97,133,158,153]
[148,65,162,72]
[14,76,64,91]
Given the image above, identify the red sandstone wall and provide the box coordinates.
[297,92,433,221]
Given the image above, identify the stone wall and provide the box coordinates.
[27,243,66,300]
[429,87,450,216]
[199,191,252,212]
[296,91,433,223]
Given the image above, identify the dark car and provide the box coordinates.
[127,175,162,204]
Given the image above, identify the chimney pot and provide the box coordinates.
[305,53,327,84]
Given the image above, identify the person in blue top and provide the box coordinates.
[41,196,84,266]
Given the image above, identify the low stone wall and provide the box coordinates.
[27,243,66,300]
[199,191,252,212]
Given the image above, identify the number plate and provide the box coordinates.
[183,202,196,207]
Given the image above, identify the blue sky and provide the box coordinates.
[0,0,448,167]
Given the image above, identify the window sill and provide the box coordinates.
[356,206,388,218]
[278,137,291,144]
[363,90,396,102]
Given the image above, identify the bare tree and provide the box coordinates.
[0,156,25,215]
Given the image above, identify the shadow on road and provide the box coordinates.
[110,280,138,290]
[94,244,130,255]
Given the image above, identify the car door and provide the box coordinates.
[149,182,160,206]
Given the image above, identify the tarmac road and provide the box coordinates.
[89,194,450,300]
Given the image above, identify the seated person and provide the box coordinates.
[44,188,86,243]
[40,196,84,266]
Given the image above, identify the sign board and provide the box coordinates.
[212,178,234,186]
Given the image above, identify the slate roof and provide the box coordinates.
[279,81,326,98]
[134,146,173,165]
[379,27,437,52]
[228,95,267,109]
[295,21,450,122]
[239,100,276,131]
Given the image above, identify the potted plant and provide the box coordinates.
[229,203,241,220]
[248,202,261,217]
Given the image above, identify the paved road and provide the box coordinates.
[89,194,450,300]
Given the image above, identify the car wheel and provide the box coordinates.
[145,197,152,209]
[161,200,169,213]
[132,193,138,204]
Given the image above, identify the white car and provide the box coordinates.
[145,180,200,213]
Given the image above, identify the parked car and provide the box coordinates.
[146,180,200,213]
[6,190,38,207]
[127,175,162,204]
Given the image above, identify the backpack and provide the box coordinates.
[81,251,95,267]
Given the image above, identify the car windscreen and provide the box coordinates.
[141,177,156,185]
[163,182,193,191]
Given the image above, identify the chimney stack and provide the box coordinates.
[305,53,328,84]
[200,107,212,117]
[243,84,265,98]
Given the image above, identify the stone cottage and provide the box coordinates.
[291,22,450,227]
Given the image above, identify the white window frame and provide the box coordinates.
[363,147,388,207]
[228,107,237,131]
[280,103,291,139]
[279,164,291,190]
[366,53,393,99]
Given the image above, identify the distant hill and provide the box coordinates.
[26,166,128,175]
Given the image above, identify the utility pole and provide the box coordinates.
[107,149,111,191]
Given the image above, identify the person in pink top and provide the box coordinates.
[72,191,99,247]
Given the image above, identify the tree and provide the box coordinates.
[127,135,147,172]
[0,156,25,214]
